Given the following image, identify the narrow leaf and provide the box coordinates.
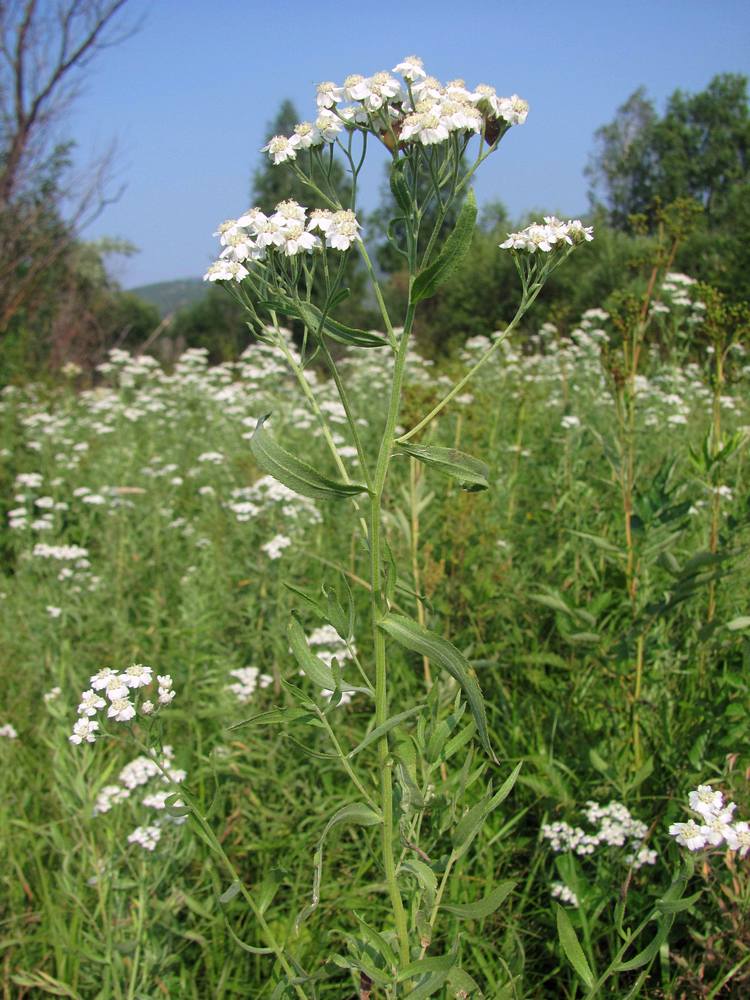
[412,190,477,303]
[380,613,495,760]
[397,443,490,491]
[295,301,389,348]
[556,904,595,988]
[347,706,425,758]
[250,415,368,501]
[288,616,363,693]
[441,880,516,919]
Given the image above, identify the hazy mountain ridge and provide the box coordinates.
[129,278,206,317]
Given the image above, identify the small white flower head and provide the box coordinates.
[550,881,579,907]
[44,686,61,704]
[93,784,130,815]
[262,134,298,165]
[0,723,18,739]
[732,821,750,858]
[307,208,334,234]
[393,56,427,82]
[272,199,307,227]
[498,94,529,125]
[213,219,243,245]
[316,80,344,109]
[669,819,707,851]
[326,209,362,251]
[315,109,343,142]
[262,533,292,560]
[70,717,99,745]
[293,121,322,149]
[46,605,62,618]
[123,663,153,689]
[203,259,250,283]
[280,221,320,257]
[127,825,162,851]
[104,677,129,702]
[90,667,119,691]
[689,784,724,821]
[702,803,738,847]
[107,697,136,723]
[141,700,154,716]
[158,687,176,705]
[77,689,106,717]
[157,674,173,690]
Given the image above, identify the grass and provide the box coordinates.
[1,303,749,997]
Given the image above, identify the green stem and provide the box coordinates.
[370,297,417,968]
[396,290,536,443]
[316,708,379,811]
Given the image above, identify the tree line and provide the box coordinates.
[0,3,747,377]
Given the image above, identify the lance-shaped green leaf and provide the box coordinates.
[389,158,412,216]
[250,415,368,501]
[294,300,389,349]
[379,613,496,760]
[397,442,490,492]
[347,705,426,758]
[555,904,595,989]
[296,301,388,349]
[440,880,516,919]
[288,616,363,692]
[412,189,477,303]
[295,802,381,931]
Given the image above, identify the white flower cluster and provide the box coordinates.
[260,57,526,162]
[0,723,18,739]
[225,666,273,705]
[669,784,750,856]
[551,881,579,907]
[308,625,356,705]
[500,216,594,253]
[542,800,656,868]
[92,745,186,854]
[69,665,175,744]
[205,201,362,282]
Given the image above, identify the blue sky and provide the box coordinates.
[69,0,750,288]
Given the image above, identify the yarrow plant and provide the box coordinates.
[80,56,600,996]
[670,784,750,856]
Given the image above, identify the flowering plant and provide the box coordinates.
[74,56,595,996]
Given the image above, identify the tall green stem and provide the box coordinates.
[370,298,417,968]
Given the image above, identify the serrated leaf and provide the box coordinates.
[397,442,490,491]
[347,706,425,758]
[250,414,368,501]
[452,764,522,859]
[228,706,316,731]
[288,615,364,693]
[397,950,456,981]
[655,890,702,914]
[399,857,438,895]
[412,190,477,303]
[441,880,515,919]
[379,613,495,760]
[555,904,595,988]
[295,300,390,348]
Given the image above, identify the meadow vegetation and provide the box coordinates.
[1,48,750,1000]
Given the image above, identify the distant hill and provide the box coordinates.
[129,278,206,317]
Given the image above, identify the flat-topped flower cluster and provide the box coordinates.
[205,201,362,282]
[500,216,594,254]
[260,55,527,164]
[669,784,750,855]
[542,800,656,868]
[70,664,175,745]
